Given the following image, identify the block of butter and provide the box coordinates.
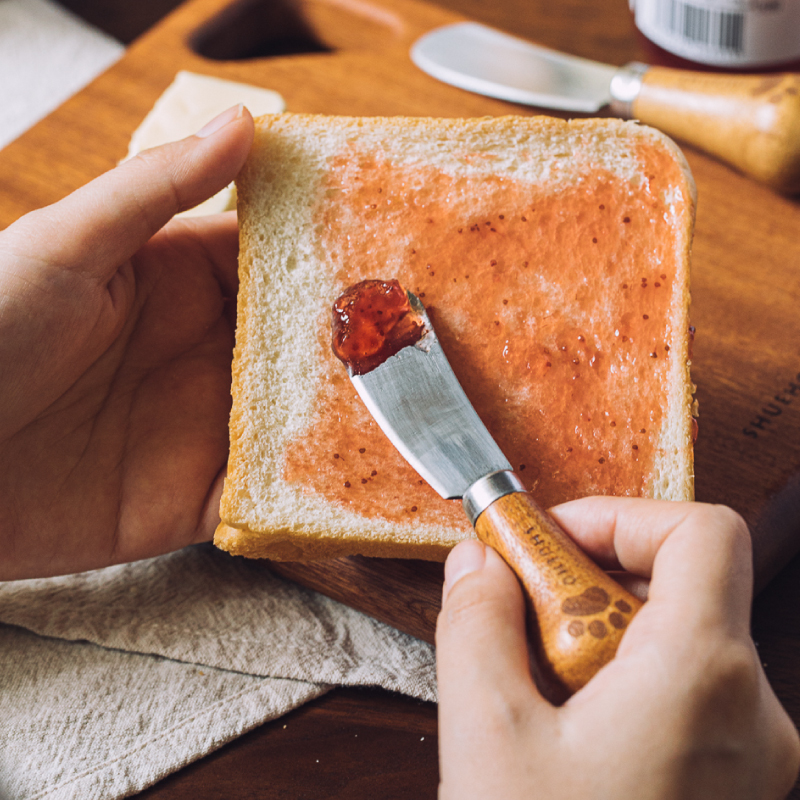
[126,71,285,216]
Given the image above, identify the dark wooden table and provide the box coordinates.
[4,0,800,796]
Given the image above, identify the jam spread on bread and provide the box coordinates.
[283,142,691,525]
[331,279,426,375]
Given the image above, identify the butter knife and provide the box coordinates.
[335,283,643,699]
[411,22,800,193]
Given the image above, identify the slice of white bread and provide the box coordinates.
[216,113,696,562]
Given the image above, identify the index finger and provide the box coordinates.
[550,496,753,638]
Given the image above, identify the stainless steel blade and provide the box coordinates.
[349,293,511,499]
[410,22,618,113]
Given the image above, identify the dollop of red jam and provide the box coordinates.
[331,279,426,375]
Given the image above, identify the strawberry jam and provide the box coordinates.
[282,139,692,528]
[331,279,426,375]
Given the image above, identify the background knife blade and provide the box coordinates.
[410,21,800,193]
[410,21,617,113]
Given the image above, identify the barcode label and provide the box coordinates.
[633,0,800,66]
[654,0,744,53]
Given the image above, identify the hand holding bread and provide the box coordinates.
[0,105,254,580]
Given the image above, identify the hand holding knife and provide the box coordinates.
[332,279,643,701]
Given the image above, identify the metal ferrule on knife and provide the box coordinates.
[608,62,650,119]
[462,469,525,527]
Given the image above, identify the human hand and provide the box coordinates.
[436,497,800,800]
[0,105,254,580]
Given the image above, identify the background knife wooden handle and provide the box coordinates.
[633,68,800,194]
[474,491,643,699]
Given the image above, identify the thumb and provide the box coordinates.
[9,104,254,281]
[437,541,534,693]
[437,541,552,790]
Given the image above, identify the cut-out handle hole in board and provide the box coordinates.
[191,0,404,60]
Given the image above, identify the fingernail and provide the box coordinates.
[443,540,486,600]
[195,104,244,138]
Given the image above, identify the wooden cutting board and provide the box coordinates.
[2,0,799,648]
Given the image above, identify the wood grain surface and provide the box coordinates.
[136,687,439,799]
[3,0,800,796]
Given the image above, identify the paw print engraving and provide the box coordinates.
[561,586,633,639]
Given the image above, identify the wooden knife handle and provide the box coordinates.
[633,68,800,193]
[474,491,642,698]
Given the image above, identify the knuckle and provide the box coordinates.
[128,149,184,218]
[128,147,166,183]
[685,505,753,588]
[712,641,759,694]
[697,504,751,546]
[712,504,750,539]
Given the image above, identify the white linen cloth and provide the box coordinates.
[0,0,123,149]
[0,544,438,799]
